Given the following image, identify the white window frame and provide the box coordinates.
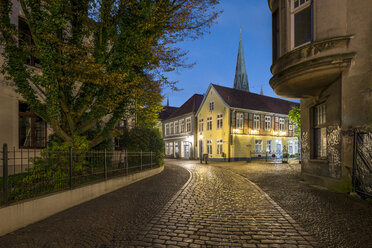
[289,124,293,131]
[170,122,174,135]
[216,139,223,155]
[180,119,185,133]
[199,118,204,132]
[291,0,312,50]
[236,112,244,129]
[165,124,169,136]
[209,101,214,111]
[207,140,213,155]
[266,140,272,153]
[253,115,260,130]
[174,121,179,134]
[255,140,262,153]
[217,114,223,129]
[279,118,285,131]
[265,116,271,131]
[186,117,191,132]
[206,116,212,131]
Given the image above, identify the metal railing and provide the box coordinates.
[249,152,301,162]
[1,143,159,206]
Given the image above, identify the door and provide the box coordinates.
[184,142,190,159]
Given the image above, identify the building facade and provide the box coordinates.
[268,0,372,190]
[196,84,299,161]
[162,94,203,159]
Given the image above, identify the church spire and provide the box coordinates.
[233,29,249,92]
[260,85,263,95]
[166,96,169,106]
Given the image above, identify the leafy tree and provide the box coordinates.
[0,0,220,148]
[288,106,301,138]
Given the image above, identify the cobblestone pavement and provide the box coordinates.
[129,160,317,247]
[214,161,372,248]
[0,164,189,248]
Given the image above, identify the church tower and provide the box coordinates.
[233,30,250,92]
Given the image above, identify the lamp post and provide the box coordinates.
[199,134,203,163]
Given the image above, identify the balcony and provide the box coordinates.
[270,36,355,98]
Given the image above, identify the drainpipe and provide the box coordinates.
[228,109,232,162]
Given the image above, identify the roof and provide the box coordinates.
[167,94,204,120]
[158,106,179,121]
[212,84,299,115]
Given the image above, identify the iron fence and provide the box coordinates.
[1,143,159,206]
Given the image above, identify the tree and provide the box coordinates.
[0,0,221,148]
[288,106,301,137]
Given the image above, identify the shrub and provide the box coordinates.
[119,127,164,166]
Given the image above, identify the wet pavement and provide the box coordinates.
[0,160,371,247]
[214,161,372,248]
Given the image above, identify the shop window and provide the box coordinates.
[255,140,262,153]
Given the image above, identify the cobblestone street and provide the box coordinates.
[1,160,371,247]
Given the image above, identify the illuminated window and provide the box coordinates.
[254,115,260,130]
[255,140,262,153]
[265,116,271,130]
[236,113,244,129]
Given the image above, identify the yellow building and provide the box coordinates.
[196,84,299,161]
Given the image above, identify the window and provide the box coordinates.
[216,139,223,155]
[313,103,327,158]
[175,142,179,154]
[209,101,214,111]
[169,142,174,155]
[292,0,312,48]
[206,117,212,130]
[294,140,299,154]
[19,17,40,67]
[170,122,174,135]
[266,140,272,153]
[289,141,293,154]
[19,102,46,148]
[265,116,271,131]
[165,124,169,136]
[174,121,179,134]
[289,124,293,131]
[255,140,262,153]
[186,118,191,132]
[253,115,260,130]
[279,118,285,131]
[236,113,244,129]
[217,114,223,129]
[180,119,185,133]
[272,10,280,61]
[199,118,204,132]
[207,140,212,155]
[165,142,169,155]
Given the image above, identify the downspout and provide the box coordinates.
[228,109,232,162]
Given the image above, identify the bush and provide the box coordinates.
[16,136,90,199]
[119,127,164,166]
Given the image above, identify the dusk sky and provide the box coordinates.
[162,0,289,107]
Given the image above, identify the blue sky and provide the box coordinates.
[162,0,281,107]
